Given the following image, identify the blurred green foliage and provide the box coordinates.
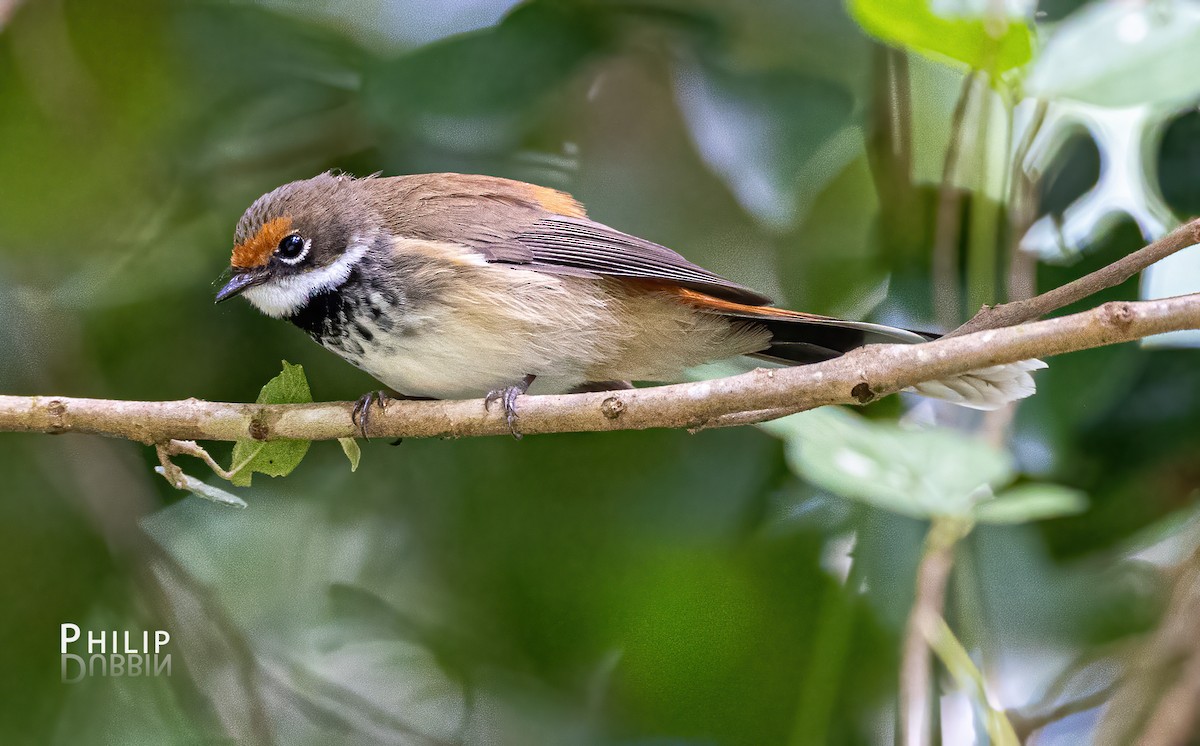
[849,0,1033,74]
[1,0,1199,744]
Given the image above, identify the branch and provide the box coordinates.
[687,215,1198,428]
[930,70,977,330]
[900,518,966,746]
[1009,685,1115,742]
[949,218,1200,336]
[2,294,1198,443]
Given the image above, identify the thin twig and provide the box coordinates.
[868,46,921,253]
[900,518,967,746]
[977,99,1051,448]
[155,442,186,489]
[949,219,1200,337]
[162,439,237,480]
[1005,99,1049,305]
[1009,684,1116,742]
[932,71,979,329]
[966,74,1001,317]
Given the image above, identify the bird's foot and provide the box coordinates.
[351,390,437,440]
[484,374,536,438]
[351,390,391,439]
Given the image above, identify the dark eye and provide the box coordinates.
[276,234,307,262]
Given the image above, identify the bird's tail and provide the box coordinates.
[675,289,1044,410]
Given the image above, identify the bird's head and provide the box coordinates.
[216,172,381,317]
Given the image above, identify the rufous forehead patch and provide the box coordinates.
[231,216,294,268]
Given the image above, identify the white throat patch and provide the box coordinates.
[242,240,370,318]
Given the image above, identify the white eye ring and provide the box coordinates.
[276,237,311,265]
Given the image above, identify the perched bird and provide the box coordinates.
[216,172,1043,433]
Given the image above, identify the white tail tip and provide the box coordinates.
[909,359,1048,410]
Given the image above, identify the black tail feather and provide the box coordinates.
[738,316,937,366]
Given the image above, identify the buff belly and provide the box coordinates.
[315,268,771,400]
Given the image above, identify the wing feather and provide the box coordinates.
[499,216,772,305]
[367,173,771,304]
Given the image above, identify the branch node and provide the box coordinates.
[600,397,626,420]
[1098,301,1136,331]
[248,413,269,441]
[852,382,876,404]
[46,398,67,434]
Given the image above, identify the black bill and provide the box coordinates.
[215,270,267,303]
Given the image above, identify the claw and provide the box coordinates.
[484,374,536,439]
[351,390,390,439]
[351,390,437,440]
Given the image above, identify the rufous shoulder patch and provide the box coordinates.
[231,216,294,268]
[527,185,587,218]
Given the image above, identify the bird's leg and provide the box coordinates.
[484,374,537,438]
[351,390,434,439]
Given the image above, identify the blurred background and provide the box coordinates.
[2,0,1200,743]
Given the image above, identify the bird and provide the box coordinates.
[215,172,1044,435]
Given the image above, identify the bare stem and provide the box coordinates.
[931,71,978,328]
[900,518,970,746]
[950,219,1200,337]
[1010,684,1116,742]
[162,439,238,480]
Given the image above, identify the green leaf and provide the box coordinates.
[763,408,1014,519]
[229,361,313,487]
[1027,0,1200,107]
[973,484,1087,524]
[848,0,1033,74]
[257,359,313,405]
[338,437,361,472]
[154,467,247,509]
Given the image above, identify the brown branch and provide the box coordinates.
[949,219,1200,337]
[1009,684,1115,742]
[1005,99,1049,306]
[900,518,969,746]
[1,294,1197,444]
[706,213,1196,428]
[931,71,978,329]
